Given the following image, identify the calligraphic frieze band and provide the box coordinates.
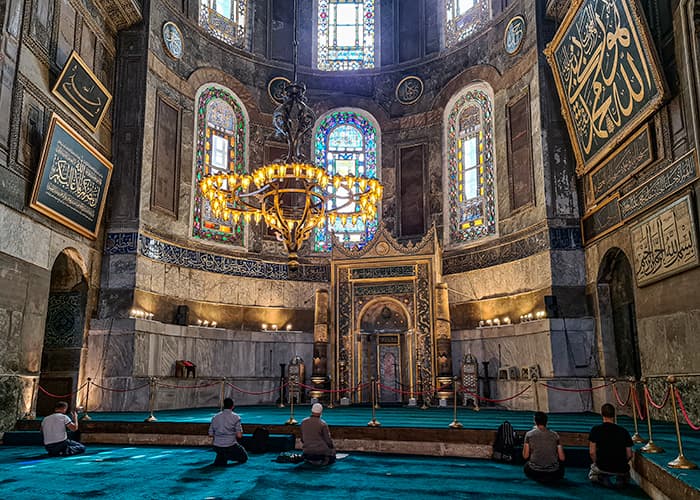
[351,266,416,280]
[630,195,699,286]
[590,124,654,201]
[581,196,622,244]
[544,0,666,174]
[354,283,415,296]
[619,150,698,220]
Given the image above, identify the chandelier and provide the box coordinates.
[199,3,382,267]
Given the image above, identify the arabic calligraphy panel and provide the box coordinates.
[52,51,113,131]
[631,195,699,286]
[30,114,113,239]
[581,196,622,244]
[544,0,665,174]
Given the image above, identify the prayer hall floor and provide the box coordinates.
[0,445,650,499]
[8,406,700,498]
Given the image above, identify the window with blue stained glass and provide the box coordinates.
[200,0,248,48]
[314,111,379,252]
[445,85,496,245]
[317,0,375,71]
[193,85,248,246]
[445,0,488,47]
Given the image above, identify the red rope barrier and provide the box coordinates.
[460,384,532,403]
[297,382,370,394]
[644,385,670,410]
[539,381,612,393]
[675,388,700,431]
[226,381,288,396]
[612,383,632,407]
[92,382,150,393]
[37,382,88,399]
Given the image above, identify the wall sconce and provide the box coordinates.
[503,317,511,325]
[211,321,217,328]
[478,320,485,327]
[286,324,292,331]
[262,323,268,331]
[272,324,278,331]
[493,318,500,326]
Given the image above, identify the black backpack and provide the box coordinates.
[247,426,270,454]
[493,420,517,462]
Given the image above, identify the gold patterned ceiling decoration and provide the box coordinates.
[94,0,142,31]
[330,222,439,260]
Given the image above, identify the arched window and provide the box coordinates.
[317,0,375,71]
[193,85,248,245]
[314,110,380,252]
[444,85,496,245]
[445,0,489,47]
[200,0,248,48]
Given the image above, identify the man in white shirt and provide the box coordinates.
[208,398,248,466]
[41,401,85,456]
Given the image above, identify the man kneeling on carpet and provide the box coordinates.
[300,403,336,466]
[41,401,85,457]
[588,403,633,488]
[209,398,248,466]
[522,411,565,482]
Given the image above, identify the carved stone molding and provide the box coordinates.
[94,0,142,31]
[545,0,571,21]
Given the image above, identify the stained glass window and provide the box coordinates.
[193,85,248,245]
[445,0,488,47]
[200,0,248,48]
[317,0,375,71]
[314,110,379,252]
[445,85,496,245]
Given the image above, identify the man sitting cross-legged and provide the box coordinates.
[522,411,565,483]
[589,403,633,488]
[208,398,248,466]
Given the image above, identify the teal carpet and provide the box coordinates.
[0,445,649,499]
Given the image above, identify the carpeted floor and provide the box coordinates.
[0,445,649,499]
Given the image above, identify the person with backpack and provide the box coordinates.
[522,411,565,483]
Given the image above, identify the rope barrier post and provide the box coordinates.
[80,378,92,421]
[219,377,226,411]
[448,376,463,429]
[374,379,381,410]
[368,377,381,427]
[285,379,298,425]
[144,377,158,423]
[640,379,663,454]
[278,379,286,408]
[532,373,540,412]
[667,376,698,469]
[629,378,644,444]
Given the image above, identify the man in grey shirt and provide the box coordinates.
[522,411,565,482]
[208,398,248,466]
[300,403,336,466]
[41,401,85,456]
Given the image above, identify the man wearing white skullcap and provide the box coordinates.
[300,403,336,466]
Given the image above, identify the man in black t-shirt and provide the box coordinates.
[588,403,633,488]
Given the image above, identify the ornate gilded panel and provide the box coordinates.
[631,196,699,286]
[544,0,666,174]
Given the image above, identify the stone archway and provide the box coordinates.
[597,248,641,379]
[36,250,88,416]
[357,298,411,403]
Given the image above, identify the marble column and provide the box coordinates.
[311,289,330,402]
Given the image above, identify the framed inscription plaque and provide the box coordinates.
[544,0,666,175]
[30,114,113,239]
[630,195,699,286]
[52,51,112,131]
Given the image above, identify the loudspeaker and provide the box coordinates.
[175,305,189,325]
[544,296,559,318]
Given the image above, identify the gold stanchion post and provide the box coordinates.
[278,378,286,408]
[667,376,697,469]
[285,379,298,425]
[144,377,158,422]
[81,378,92,421]
[640,380,663,453]
[532,374,540,412]
[628,379,644,444]
[449,376,463,429]
[368,378,381,427]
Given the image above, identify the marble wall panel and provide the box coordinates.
[550,250,586,287]
[160,334,179,376]
[99,332,135,377]
[444,251,551,302]
[108,254,136,289]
